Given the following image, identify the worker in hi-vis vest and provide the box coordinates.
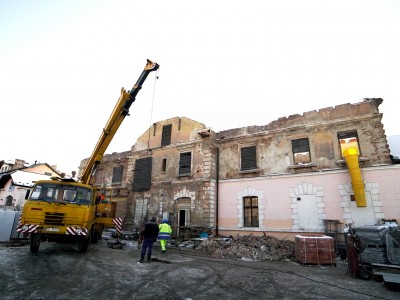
[158,219,172,253]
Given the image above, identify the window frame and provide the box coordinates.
[161,124,172,146]
[337,130,361,158]
[291,138,311,165]
[243,196,259,227]
[240,145,257,171]
[132,157,152,192]
[179,151,192,176]
[111,165,124,184]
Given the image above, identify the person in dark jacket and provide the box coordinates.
[139,216,159,263]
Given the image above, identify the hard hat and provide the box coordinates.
[162,218,168,223]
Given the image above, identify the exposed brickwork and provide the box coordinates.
[78,99,392,231]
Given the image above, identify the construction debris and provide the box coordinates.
[175,226,213,244]
[192,234,296,261]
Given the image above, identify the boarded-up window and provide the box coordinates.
[241,146,256,171]
[292,138,311,164]
[134,198,148,225]
[338,130,360,157]
[112,166,123,184]
[243,196,259,227]
[133,157,152,192]
[179,152,191,175]
[161,124,172,146]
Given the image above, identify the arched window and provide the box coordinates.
[5,195,13,206]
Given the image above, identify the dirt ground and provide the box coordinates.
[0,239,398,300]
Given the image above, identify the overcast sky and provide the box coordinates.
[1,0,399,174]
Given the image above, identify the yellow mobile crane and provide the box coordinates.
[17,60,159,253]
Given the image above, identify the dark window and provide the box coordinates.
[241,146,257,171]
[292,138,311,164]
[95,169,104,185]
[161,124,172,146]
[112,166,123,184]
[133,157,152,192]
[338,130,360,157]
[243,196,259,227]
[162,158,167,172]
[179,152,192,175]
[5,195,13,206]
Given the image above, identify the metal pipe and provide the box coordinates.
[216,147,219,236]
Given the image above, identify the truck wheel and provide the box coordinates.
[30,233,40,254]
[91,230,101,244]
[78,231,91,253]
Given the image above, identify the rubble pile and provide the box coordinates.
[175,226,213,244]
[195,234,295,261]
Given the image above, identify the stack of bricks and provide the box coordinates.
[295,234,336,265]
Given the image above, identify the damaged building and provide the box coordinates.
[78,98,400,239]
[79,116,218,235]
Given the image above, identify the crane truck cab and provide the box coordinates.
[17,59,159,253]
[20,178,101,253]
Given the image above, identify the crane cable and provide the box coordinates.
[147,69,159,155]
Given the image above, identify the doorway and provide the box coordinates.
[297,194,319,230]
[179,209,189,226]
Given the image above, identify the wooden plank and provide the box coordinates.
[372,263,400,269]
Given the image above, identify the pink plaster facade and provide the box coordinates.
[218,165,400,239]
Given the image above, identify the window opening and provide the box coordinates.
[243,196,259,227]
[179,152,192,175]
[241,146,257,171]
[179,209,186,226]
[292,138,311,164]
[112,165,123,184]
[162,158,167,172]
[161,124,172,146]
[95,169,104,185]
[338,131,361,157]
[133,157,152,192]
[153,123,156,136]
[5,195,13,206]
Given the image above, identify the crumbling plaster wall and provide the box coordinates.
[125,173,216,228]
[94,151,131,189]
[133,116,208,151]
[124,117,217,228]
[78,150,132,186]
[217,99,391,179]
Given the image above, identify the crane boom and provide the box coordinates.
[80,59,159,185]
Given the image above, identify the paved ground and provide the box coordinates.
[0,239,398,300]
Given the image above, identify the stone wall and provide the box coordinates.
[217,98,391,179]
[79,98,393,233]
